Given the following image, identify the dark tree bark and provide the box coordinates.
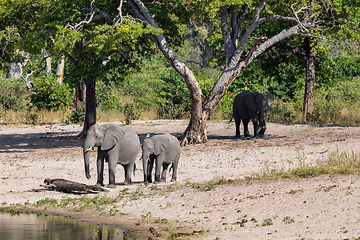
[80,75,97,136]
[75,79,86,110]
[303,37,316,122]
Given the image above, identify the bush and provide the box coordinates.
[68,105,86,123]
[156,73,191,119]
[268,99,303,124]
[30,77,74,110]
[124,103,140,124]
[96,81,124,111]
[311,78,360,125]
[25,112,40,125]
[0,77,26,111]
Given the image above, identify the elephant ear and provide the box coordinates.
[101,125,125,151]
[263,91,274,109]
[245,92,259,113]
[154,136,170,156]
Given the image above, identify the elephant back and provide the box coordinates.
[121,127,140,146]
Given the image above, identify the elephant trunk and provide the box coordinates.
[142,151,149,183]
[83,143,93,179]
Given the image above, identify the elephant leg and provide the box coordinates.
[259,120,266,138]
[147,157,155,183]
[242,119,250,138]
[258,111,266,138]
[252,115,260,138]
[161,163,170,182]
[154,156,165,183]
[123,163,133,185]
[108,160,117,188]
[123,154,136,185]
[96,156,105,187]
[235,118,241,138]
[170,157,179,182]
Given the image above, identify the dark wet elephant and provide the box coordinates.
[233,91,274,138]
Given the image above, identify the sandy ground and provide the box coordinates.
[1,120,360,239]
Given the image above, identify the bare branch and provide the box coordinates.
[229,0,267,68]
[291,2,310,33]
[231,4,250,47]
[257,15,298,25]
[220,5,233,65]
[113,0,124,24]
[65,0,97,32]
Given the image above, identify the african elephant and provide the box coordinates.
[141,134,181,184]
[233,90,274,138]
[83,123,140,188]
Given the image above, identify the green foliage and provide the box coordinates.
[157,72,191,119]
[218,92,236,119]
[0,77,26,111]
[311,77,360,125]
[30,77,74,110]
[68,105,86,124]
[124,103,140,124]
[268,98,303,124]
[96,81,124,111]
[25,112,40,125]
[331,56,360,82]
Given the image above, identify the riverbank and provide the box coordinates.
[1,120,360,239]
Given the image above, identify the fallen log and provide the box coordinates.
[43,178,108,194]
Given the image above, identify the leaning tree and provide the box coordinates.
[127,0,360,145]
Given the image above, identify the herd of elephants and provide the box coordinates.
[83,90,274,187]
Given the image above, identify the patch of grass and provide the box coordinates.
[262,218,273,226]
[35,198,58,207]
[250,150,360,180]
[0,207,30,215]
[141,211,152,222]
[282,216,295,224]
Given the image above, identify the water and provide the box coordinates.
[0,212,129,240]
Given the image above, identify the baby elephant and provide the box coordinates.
[141,134,181,184]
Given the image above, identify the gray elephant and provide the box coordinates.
[83,123,140,188]
[233,90,274,138]
[141,134,181,184]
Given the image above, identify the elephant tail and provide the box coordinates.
[133,163,136,175]
[228,117,233,124]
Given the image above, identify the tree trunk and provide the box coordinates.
[56,56,65,84]
[75,79,86,109]
[181,66,240,145]
[42,49,52,74]
[303,37,316,122]
[82,76,97,134]
[6,63,23,79]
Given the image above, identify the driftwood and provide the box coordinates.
[43,178,108,194]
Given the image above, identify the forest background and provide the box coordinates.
[1,1,360,128]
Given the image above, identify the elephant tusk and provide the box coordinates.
[85,147,93,152]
